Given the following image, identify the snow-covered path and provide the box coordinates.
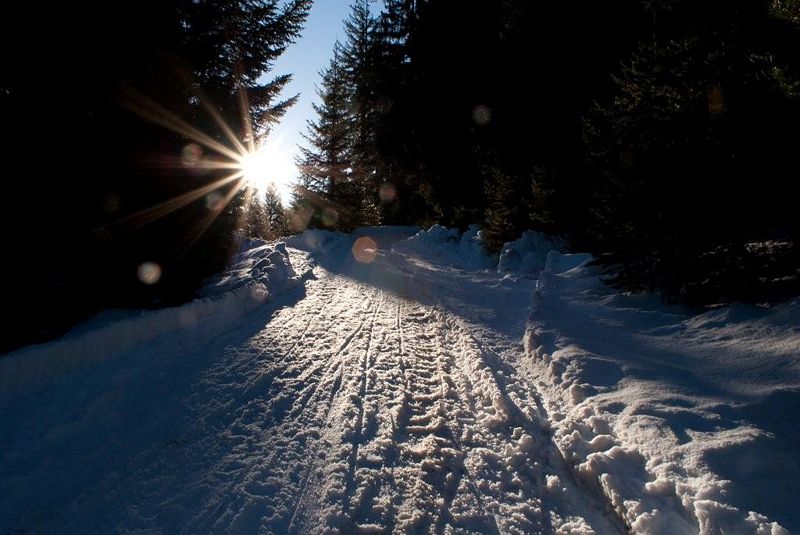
[5,228,797,533]
[207,270,618,534]
[0,231,623,534]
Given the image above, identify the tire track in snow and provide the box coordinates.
[430,306,503,535]
[367,302,497,533]
[89,252,627,534]
[301,290,415,534]
[188,278,365,533]
[150,272,384,534]
[93,277,355,534]
[442,310,626,534]
[339,290,385,527]
[284,285,380,422]
[245,284,387,531]
[288,286,383,533]
[270,291,391,531]
[191,275,341,424]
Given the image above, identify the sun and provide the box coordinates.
[99,86,299,246]
[239,150,271,190]
[236,136,295,198]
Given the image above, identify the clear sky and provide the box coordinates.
[261,0,355,203]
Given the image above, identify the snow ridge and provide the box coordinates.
[524,250,798,534]
[0,241,302,393]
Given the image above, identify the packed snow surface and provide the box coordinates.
[1,226,797,534]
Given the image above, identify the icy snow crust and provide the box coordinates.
[1,225,796,534]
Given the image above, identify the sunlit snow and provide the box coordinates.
[1,226,796,533]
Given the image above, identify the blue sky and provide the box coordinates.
[262,0,355,202]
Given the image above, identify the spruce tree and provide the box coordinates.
[0,0,310,351]
[341,0,382,218]
[242,190,270,239]
[264,184,290,238]
[584,0,800,302]
[482,168,532,253]
[295,39,380,230]
[295,44,357,230]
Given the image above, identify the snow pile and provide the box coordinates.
[392,224,496,269]
[457,225,496,268]
[391,225,565,274]
[284,227,418,270]
[203,240,298,297]
[351,225,420,243]
[0,240,303,393]
[524,250,800,533]
[498,231,566,274]
[284,228,350,255]
[391,224,459,259]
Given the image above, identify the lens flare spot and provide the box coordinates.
[379,183,397,203]
[137,262,162,285]
[352,236,378,264]
[472,105,492,126]
[182,143,203,167]
[290,206,313,233]
[206,191,224,211]
[250,284,268,303]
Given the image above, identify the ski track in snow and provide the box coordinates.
[0,239,625,534]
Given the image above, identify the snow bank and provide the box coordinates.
[524,251,799,533]
[0,241,303,393]
[392,225,566,276]
[392,225,496,269]
[391,225,567,275]
[284,228,350,255]
[498,231,566,274]
[284,227,419,271]
[203,239,298,297]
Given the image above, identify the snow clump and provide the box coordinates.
[392,224,496,269]
[498,231,566,275]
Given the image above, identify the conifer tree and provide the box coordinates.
[584,0,800,301]
[242,190,270,239]
[367,0,431,224]
[341,0,381,208]
[0,0,310,351]
[264,184,290,238]
[482,168,532,253]
[295,44,353,229]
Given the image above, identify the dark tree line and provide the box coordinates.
[584,0,800,303]
[296,0,800,305]
[1,0,309,352]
